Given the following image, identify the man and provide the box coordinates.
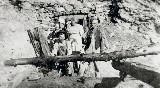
[54,18,66,37]
[48,18,66,54]
[83,17,102,77]
[85,17,101,53]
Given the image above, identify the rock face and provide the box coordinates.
[93,0,160,53]
[0,1,37,63]
[0,1,38,87]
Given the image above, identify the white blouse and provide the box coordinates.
[68,24,84,37]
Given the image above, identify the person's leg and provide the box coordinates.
[95,61,101,78]
[88,62,96,77]
[78,62,88,77]
[67,62,74,76]
[58,69,62,77]
[94,48,101,77]
[73,61,79,75]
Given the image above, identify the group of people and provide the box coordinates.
[47,16,102,77]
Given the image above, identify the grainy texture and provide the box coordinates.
[0,0,160,88]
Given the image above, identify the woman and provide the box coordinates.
[67,17,86,76]
[67,17,84,52]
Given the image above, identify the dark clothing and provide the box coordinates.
[48,31,57,39]
[93,26,101,49]
[85,25,101,50]
[108,4,120,17]
[54,40,70,76]
[57,45,67,56]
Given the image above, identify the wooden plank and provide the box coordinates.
[27,30,41,57]
[38,29,52,57]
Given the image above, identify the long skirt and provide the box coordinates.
[70,34,85,75]
[70,34,83,51]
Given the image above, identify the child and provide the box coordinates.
[52,30,73,76]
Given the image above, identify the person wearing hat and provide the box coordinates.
[52,30,73,76]
[50,17,66,39]
[53,18,65,33]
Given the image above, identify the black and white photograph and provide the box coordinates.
[0,0,160,88]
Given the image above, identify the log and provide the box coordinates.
[54,10,89,17]
[4,49,159,66]
[112,60,160,88]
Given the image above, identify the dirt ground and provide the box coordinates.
[17,73,153,88]
[16,60,155,88]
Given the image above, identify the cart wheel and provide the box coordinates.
[119,71,127,81]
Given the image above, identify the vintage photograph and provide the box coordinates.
[0,0,160,88]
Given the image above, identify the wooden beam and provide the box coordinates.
[112,60,160,88]
[4,50,159,66]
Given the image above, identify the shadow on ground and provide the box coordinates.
[94,77,121,88]
[17,76,121,88]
